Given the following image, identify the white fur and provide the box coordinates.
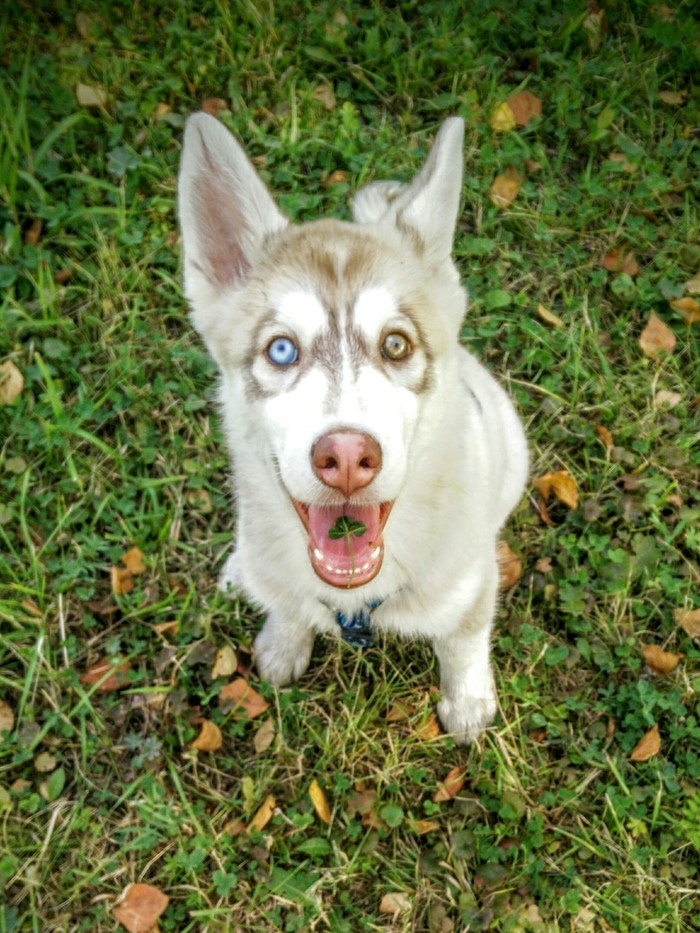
[178,114,529,743]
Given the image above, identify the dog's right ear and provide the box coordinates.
[178,113,288,298]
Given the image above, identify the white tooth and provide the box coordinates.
[371,547,381,559]
[314,548,324,560]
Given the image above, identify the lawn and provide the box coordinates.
[1,1,699,930]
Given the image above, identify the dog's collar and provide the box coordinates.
[334,599,383,648]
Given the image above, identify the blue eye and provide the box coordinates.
[266,337,299,367]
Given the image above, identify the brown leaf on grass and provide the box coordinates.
[533,471,579,510]
[81,658,131,692]
[497,540,522,590]
[211,645,237,680]
[683,275,700,295]
[602,247,639,276]
[219,678,270,719]
[312,81,336,110]
[386,700,414,722]
[347,787,377,819]
[608,151,637,173]
[111,565,134,596]
[309,778,332,824]
[76,83,107,108]
[201,97,227,117]
[489,168,523,209]
[54,267,74,284]
[658,90,687,105]
[34,751,57,773]
[416,713,441,740]
[121,546,146,575]
[0,700,15,737]
[153,620,179,638]
[24,219,42,246]
[0,361,24,405]
[191,719,223,752]
[670,297,700,324]
[323,169,349,188]
[642,644,682,676]
[253,718,276,754]
[535,556,553,573]
[506,90,542,126]
[113,882,169,933]
[433,766,466,802]
[186,488,212,512]
[413,819,440,835]
[629,724,661,762]
[154,102,171,117]
[489,101,516,133]
[379,892,411,914]
[639,312,676,359]
[536,303,564,328]
[247,794,276,833]
[674,607,700,638]
[595,424,614,450]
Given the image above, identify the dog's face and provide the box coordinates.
[179,115,466,588]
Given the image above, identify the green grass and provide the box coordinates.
[1,1,699,930]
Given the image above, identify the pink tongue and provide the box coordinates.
[308,504,381,568]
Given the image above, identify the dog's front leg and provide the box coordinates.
[432,575,499,744]
[254,611,315,686]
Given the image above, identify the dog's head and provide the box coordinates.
[179,115,466,589]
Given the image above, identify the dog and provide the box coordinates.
[178,113,528,743]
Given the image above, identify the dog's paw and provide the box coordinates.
[218,550,242,597]
[437,691,497,745]
[254,620,314,687]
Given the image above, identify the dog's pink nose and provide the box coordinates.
[312,431,382,497]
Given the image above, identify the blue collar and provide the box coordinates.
[334,598,383,648]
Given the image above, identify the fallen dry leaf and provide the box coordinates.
[386,700,414,722]
[219,678,270,719]
[113,882,169,933]
[0,700,15,737]
[416,713,441,740]
[675,607,700,638]
[608,151,637,173]
[81,658,131,692]
[602,247,639,276]
[413,819,440,835]
[121,546,146,575]
[489,101,516,133]
[312,81,336,110]
[34,751,57,773]
[186,488,212,512]
[309,778,332,824]
[683,275,700,295]
[154,102,171,117]
[506,90,542,126]
[535,556,553,574]
[595,424,614,450]
[497,540,522,590]
[76,83,107,108]
[433,766,465,802]
[639,312,676,359]
[642,644,682,676]
[536,303,564,328]
[201,97,227,116]
[248,794,276,833]
[629,724,661,762]
[533,471,579,509]
[489,169,523,209]
[111,565,134,596]
[658,90,686,105]
[211,645,237,680]
[24,219,42,246]
[0,361,24,405]
[253,718,275,754]
[670,297,700,324]
[323,169,349,188]
[379,892,411,914]
[191,719,223,752]
[655,389,682,408]
[153,620,179,638]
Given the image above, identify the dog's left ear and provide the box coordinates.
[178,113,288,299]
[386,118,464,264]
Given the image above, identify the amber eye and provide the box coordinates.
[381,332,412,361]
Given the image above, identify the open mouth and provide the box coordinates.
[293,501,393,588]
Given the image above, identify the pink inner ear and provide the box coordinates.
[193,170,250,287]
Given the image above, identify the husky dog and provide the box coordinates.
[178,113,528,743]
